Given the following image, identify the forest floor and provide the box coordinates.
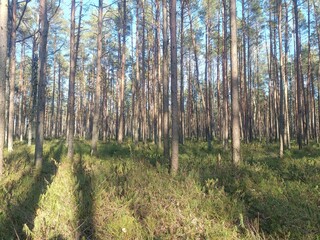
[0,139,319,239]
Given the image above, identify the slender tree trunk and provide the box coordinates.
[28,36,38,146]
[35,0,49,169]
[284,1,291,148]
[55,62,61,138]
[163,0,170,159]
[0,0,8,176]
[306,0,311,142]
[293,0,303,149]
[19,42,25,141]
[8,0,17,152]
[67,0,76,160]
[278,0,284,158]
[92,0,103,154]
[205,17,212,149]
[50,35,57,138]
[156,0,162,146]
[118,0,126,143]
[222,0,229,149]
[133,0,140,143]
[170,0,178,175]
[216,7,221,140]
[179,0,185,145]
[230,0,241,165]
[141,0,146,143]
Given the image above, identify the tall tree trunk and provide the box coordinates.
[163,0,169,159]
[179,0,185,145]
[28,36,38,146]
[92,0,103,154]
[19,42,25,141]
[222,0,229,149]
[205,13,212,149]
[278,0,284,158]
[0,0,8,176]
[133,0,140,144]
[216,6,221,140]
[306,0,311,142]
[55,61,61,138]
[293,0,303,149]
[141,0,146,143]
[284,1,291,148]
[67,0,76,160]
[156,0,162,146]
[230,0,241,165]
[241,0,248,143]
[118,0,126,143]
[50,35,57,138]
[35,0,49,169]
[8,0,17,152]
[170,0,178,175]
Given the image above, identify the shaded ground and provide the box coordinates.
[0,139,319,239]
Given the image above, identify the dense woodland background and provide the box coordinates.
[0,0,319,239]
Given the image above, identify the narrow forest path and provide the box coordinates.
[0,140,64,238]
[1,140,319,239]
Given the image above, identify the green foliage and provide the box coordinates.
[31,161,79,239]
[0,140,63,239]
[1,140,319,239]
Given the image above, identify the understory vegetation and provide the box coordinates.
[0,140,319,239]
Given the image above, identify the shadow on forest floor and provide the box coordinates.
[74,141,95,239]
[189,141,320,239]
[0,140,64,239]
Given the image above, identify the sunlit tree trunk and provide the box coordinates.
[118,0,126,143]
[293,0,303,149]
[141,0,146,143]
[230,0,241,165]
[170,0,178,175]
[50,35,57,138]
[0,0,8,176]
[222,0,229,149]
[284,1,291,148]
[278,0,284,158]
[8,0,17,152]
[179,0,185,145]
[92,0,103,154]
[67,0,75,159]
[163,0,169,158]
[133,0,140,144]
[28,36,38,146]
[18,42,26,141]
[35,0,49,169]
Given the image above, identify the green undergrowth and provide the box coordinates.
[184,141,320,239]
[0,139,319,239]
[28,160,79,239]
[0,140,64,239]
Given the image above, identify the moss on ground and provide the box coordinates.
[0,139,319,239]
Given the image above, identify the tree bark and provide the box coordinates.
[222,0,229,149]
[118,0,126,143]
[92,0,103,154]
[35,0,49,169]
[170,0,179,175]
[163,0,169,159]
[230,0,241,165]
[0,0,8,176]
[293,0,303,149]
[67,0,76,160]
[8,0,17,152]
[278,0,284,158]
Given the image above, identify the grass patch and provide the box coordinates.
[1,139,319,239]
